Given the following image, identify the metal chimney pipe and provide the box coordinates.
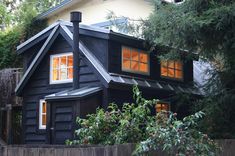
[70,12,82,89]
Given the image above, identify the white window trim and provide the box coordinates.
[39,99,46,130]
[121,46,150,75]
[50,52,73,84]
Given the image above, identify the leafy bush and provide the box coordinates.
[66,86,154,145]
[67,86,220,155]
[134,111,220,155]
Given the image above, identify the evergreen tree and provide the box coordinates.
[142,0,235,138]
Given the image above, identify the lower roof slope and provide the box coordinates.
[45,86,102,101]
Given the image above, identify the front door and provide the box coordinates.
[50,102,76,144]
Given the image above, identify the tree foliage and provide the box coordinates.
[0,29,22,69]
[141,0,235,138]
[0,2,11,29]
[0,0,61,69]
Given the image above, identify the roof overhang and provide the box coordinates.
[16,20,144,55]
[37,0,83,20]
[45,86,102,101]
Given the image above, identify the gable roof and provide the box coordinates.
[15,21,112,95]
[15,25,60,95]
[15,20,202,96]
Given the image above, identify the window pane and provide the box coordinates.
[168,61,174,68]
[175,61,182,70]
[42,102,46,113]
[175,70,182,79]
[161,61,167,67]
[68,67,73,79]
[155,104,162,112]
[140,53,148,63]
[131,51,139,61]
[60,56,67,67]
[161,67,167,76]
[42,115,46,126]
[168,68,174,77]
[53,57,59,69]
[162,104,169,111]
[123,47,131,59]
[53,69,59,81]
[131,61,139,71]
[68,55,73,67]
[155,103,169,112]
[60,68,67,80]
[123,59,131,69]
[139,63,148,73]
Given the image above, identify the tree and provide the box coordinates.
[0,2,11,29]
[0,0,62,69]
[142,0,235,138]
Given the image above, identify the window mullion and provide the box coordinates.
[138,51,140,71]
[58,57,61,80]
[66,55,68,79]
[130,49,132,69]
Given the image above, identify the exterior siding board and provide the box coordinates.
[80,35,108,70]
[22,35,101,144]
[22,40,47,72]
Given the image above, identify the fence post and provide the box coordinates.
[6,104,12,144]
[0,108,2,139]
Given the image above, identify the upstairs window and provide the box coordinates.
[122,46,149,74]
[50,53,73,84]
[155,102,170,113]
[39,100,47,129]
[161,60,183,80]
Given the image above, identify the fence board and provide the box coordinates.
[0,140,234,156]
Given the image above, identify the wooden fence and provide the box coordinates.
[0,144,165,156]
[0,140,234,156]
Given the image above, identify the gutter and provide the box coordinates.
[36,0,73,20]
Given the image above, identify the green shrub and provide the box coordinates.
[134,111,220,155]
[67,86,220,155]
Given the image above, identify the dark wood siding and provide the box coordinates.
[107,87,173,107]
[22,40,46,73]
[50,101,75,144]
[47,93,102,144]
[22,35,101,144]
[80,35,108,69]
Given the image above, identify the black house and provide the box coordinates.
[15,13,203,144]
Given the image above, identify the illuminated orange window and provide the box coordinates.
[122,46,149,74]
[39,100,47,129]
[155,102,170,113]
[161,60,183,80]
[50,53,73,84]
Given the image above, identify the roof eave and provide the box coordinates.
[16,21,60,54]
[36,0,83,20]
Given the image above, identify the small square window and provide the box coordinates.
[50,53,73,84]
[160,60,183,80]
[122,46,149,75]
[155,102,170,113]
